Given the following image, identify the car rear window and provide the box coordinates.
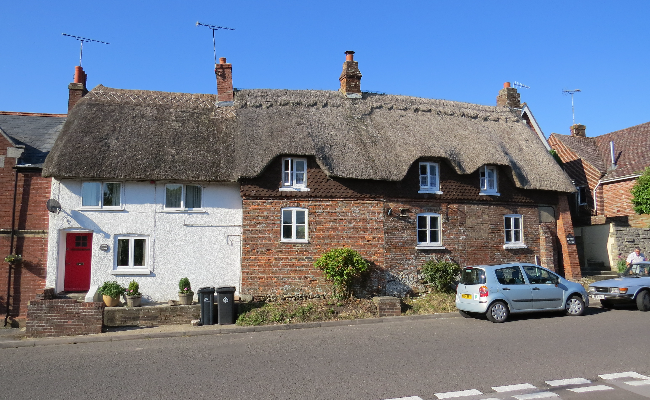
[460,268,486,285]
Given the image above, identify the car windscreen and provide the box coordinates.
[624,264,650,277]
[460,268,486,285]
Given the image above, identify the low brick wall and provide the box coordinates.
[373,296,401,317]
[103,305,201,327]
[26,299,104,338]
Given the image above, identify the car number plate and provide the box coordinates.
[461,294,472,299]
[590,295,605,300]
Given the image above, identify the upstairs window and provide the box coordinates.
[419,162,441,193]
[281,157,308,191]
[479,165,499,195]
[577,186,588,205]
[281,208,308,242]
[165,184,202,210]
[417,213,442,247]
[81,182,122,209]
[504,214,525,248]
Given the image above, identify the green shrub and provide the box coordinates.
[631,167,650,214]
[126,280,141,296]
[314,248,369,298]
[421,259,461,293]
[179,277,192,294]
[617,258,627,273]
[98,281,125,298]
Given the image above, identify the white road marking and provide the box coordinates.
[492,383,536,392]
[434,389,482,399]
[568,385,614,393]
[513,392,559,399]
[545,378,591,387]
[625,379,650,386]
[385,397,423,400]
[600,371,650,380]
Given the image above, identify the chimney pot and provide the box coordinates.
[345,51,355,61]
[504,82,511,88]
[219,57,227,64]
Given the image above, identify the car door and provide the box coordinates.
[522,265,564,309]
[494,265,533,311]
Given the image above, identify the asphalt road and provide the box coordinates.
[1,306,649,400]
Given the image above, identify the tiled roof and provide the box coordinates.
[0,112,66,166]
[595,121,650,180]
[549,134,606,173]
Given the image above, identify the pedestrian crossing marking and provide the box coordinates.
[493,383,536,392]
[513,392,559,399]
[625,379,650,386]
[568,385,614,393]
[434,389,482,398]
[600,371,649,380]
[545,378,591,387]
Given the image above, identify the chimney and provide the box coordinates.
[339,51,362,98]
[68,65,88,112]
[496,82,521,108]
[570,124,586,137]
[215,57,234,103]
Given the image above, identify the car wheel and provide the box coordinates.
[486,301,509,323]
[565,295,585,316]
[458,310,474,319]
[636,290,650,312]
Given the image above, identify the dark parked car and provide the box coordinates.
[588,262,650,311]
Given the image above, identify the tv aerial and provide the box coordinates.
[513,81,530,89]
[62,33,109,67]
[196,22,235,66]
[562,89,581,125]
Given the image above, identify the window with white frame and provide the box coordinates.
[115,235,149,272]
[479,165,499,195]
[281,208,308,242]
[417,213,442,247]
[165,184,202,210]
[419,162,441,193]
[504,214,525,248]
[81,182,122,209]
[281,157,308,190]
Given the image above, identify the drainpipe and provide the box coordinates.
[4,168,19,326]
[592,180,602,216]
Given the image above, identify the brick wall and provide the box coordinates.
[26,299,104,337]
[602,179,636,217]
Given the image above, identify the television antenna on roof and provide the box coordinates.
[562,89,581,125]
[196,22,235,66]
[513,81,530,89]
[62,33,109,67]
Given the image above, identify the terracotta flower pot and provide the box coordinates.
[126,295,142,307]
[103,295,120,307]
[178,292,194,305]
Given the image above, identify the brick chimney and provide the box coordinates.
[68,65,88,112]
[339,51,362,98]
[215,57,233,103]
[570,124,586,137]
[496,82,521,108]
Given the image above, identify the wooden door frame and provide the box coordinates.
[56,229,93,293]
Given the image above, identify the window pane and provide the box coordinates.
[133,239,145,266]
[82,182,101,207]
[513,217,520,230]
[103,183,121,207]
[282,225,292,239]
[505,217,512,230]
[282,210,292,224]
[166,184,182,208]
[514,230,521,242]
[505,230,512,243]
[185,185,202,209]
[417,230,428,243]
[283,159,291,185]
[295,210,305,224]
[117,239,129,267]
[296,225,305,239]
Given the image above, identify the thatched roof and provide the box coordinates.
[43,85,574,193]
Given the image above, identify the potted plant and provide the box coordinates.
[4,254,22,265]
[178,277,193,305]
[125,280,142,307]
[98,281,125,307]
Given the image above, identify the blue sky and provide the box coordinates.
[2,1,648,138]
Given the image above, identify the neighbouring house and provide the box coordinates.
[548,122,650,272]
[43,52,579,302]
[0,111,66,325]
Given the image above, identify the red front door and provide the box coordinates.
[64,232,92,292]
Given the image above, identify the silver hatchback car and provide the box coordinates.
[455,263,589,323]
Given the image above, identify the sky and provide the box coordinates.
[2,1,649,138]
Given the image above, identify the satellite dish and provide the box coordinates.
[46,199,61,214]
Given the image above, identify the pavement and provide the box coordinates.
[0,312,460,349]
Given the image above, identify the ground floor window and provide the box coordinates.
[417,213,442,248]
[281,208,308,242]
[504,214,525,248]
[115,235,149,272]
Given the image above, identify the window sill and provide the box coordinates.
[416,245,446,250]
[111,269,152,275]
[418,190,443,194]
[479,192,500,196]
[280,240,309,244]
[160,209,207,213]
[279,187,311,192]
[503,244,527,250]
[79,207,125,212]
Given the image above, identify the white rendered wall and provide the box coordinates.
[46,179,242,303]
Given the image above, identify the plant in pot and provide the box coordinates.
[4,254,22,265]
[125,280,142,307]
[98,281,125,307]
[178,277,193,305]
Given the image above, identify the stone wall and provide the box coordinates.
[103,305,200,327]
[611,224,650,262]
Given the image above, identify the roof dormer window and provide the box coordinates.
[280,157,309,191]
[479,165,500,196]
